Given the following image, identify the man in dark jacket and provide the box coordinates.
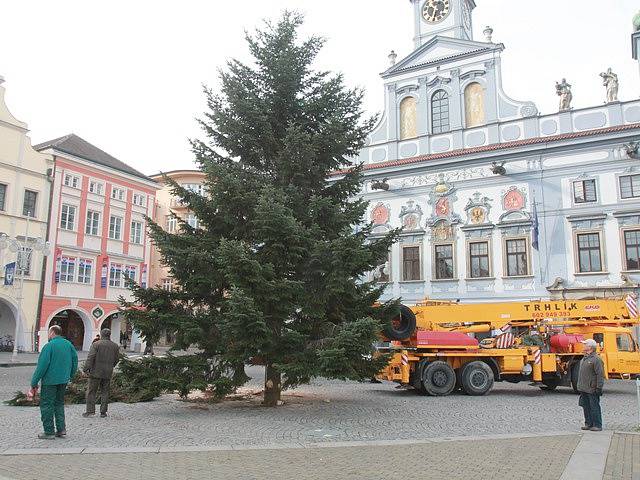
[577,338,605,432]
[30,325,78,439]
[82,328,120,418]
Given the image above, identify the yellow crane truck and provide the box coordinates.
[376,299,640,396]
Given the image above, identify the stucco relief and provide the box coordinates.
[399,200,423,230]
[391,167,490,190]
[370,202,391,234]
[464,192,492,225]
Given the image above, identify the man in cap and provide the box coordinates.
[82,328,120,418]
[576,338,605,431]
[30,325,78,439]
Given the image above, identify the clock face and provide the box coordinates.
[422,0,451,24]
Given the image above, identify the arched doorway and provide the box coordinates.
[0,298,17,352]
[50,310,85,350]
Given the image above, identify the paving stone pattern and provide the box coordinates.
[0,366,638,451]
[0,435,580,480]
[604,433,640,480]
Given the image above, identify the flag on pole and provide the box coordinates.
[531,199,540,251]
[4,262,16,286]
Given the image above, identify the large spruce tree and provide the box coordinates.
[128,12,398,406]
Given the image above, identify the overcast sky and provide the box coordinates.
[1,1,639,176]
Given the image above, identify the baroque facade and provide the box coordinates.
[337,1,640,304]
[0,76,53,352]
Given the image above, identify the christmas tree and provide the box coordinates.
[127,12,398,406]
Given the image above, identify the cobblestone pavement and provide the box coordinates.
[0,365,638,451]
[0,435,580,480]
[604,433,640,480]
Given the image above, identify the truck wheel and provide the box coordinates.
[570,363,580,394]
[384,304,417,341]
[461,361,494,396]
[421,361,456,396]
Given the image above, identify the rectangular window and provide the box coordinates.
[111,187,125,201]
[85,210,100,236]
[573,179,597,204]
[166,216,177,233]
[60,204,76,230]
[162,278,174,292]
[183,183,204,195]
[469,241,490,278]
[109,263,123,287]
[186,214,199,229]
[616,333,634,352]
[132,193,146,207]
[124,265,137,283]
[505,238,529,277]
[434,244,454,280]
[17,246,32,277]
[624,230,640,271]
[22,190,37,217]
[108,215,122,240]
[89,181,104,195]
[60,256,76,283]
[130,220,143,244]
[402,246,421,281]
[63,174,80,189]
[0,183,6,211]
[77,259,93,284]
[576,233,603,273]
[620,174,640,199]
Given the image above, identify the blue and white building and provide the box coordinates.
[339,1,640,303]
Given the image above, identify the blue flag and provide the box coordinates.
[531,199,539,251]
[4,262,16,286]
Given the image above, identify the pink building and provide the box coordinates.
[35,134,158,351]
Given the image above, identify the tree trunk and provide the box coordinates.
[263,363,282,407]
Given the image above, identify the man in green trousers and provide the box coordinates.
[30,325,78,439]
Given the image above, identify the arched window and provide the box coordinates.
[464,82,485,127]
[431,90,450,134]
[399,96,417,140]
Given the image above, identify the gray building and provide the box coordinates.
[335,1,640,304]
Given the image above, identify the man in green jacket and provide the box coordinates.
[577,338,605,432]
[30,325,78,439]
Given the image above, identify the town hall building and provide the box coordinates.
[337,0,640,304]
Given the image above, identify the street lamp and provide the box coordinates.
[0,214,50,360]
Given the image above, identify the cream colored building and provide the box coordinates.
[149,170,206,292]
[0,76,53,352]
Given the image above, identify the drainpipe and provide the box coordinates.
[34,158,55,352]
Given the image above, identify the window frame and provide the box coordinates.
[503,236,531,278]
[572,178,598,204]
[63,173,80,189]
[60,256,76,283]
[431,89,450,135]
[60,204,77,231]
[130,220,144,244]
[111,187,126,201]
[0,183,7,211]
[401,244,422,282]
[433,242,455,280]
[574,231,605,274]
[166,216,177,233]
[621,227,640,272]
[162,278,174,292]
[618,174,640,200]
[88,180,104,195]
[77,258,93,284]
[85,210,100,236]
[109,263,123,288]
[467,240,492,279]
[132,193,146,207]
[186,214,199,229]
[108,215,123,240]
[22,189,38,217]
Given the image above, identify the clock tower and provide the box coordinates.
[411,0,476,48]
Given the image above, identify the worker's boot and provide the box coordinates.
[589,427,603,432]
